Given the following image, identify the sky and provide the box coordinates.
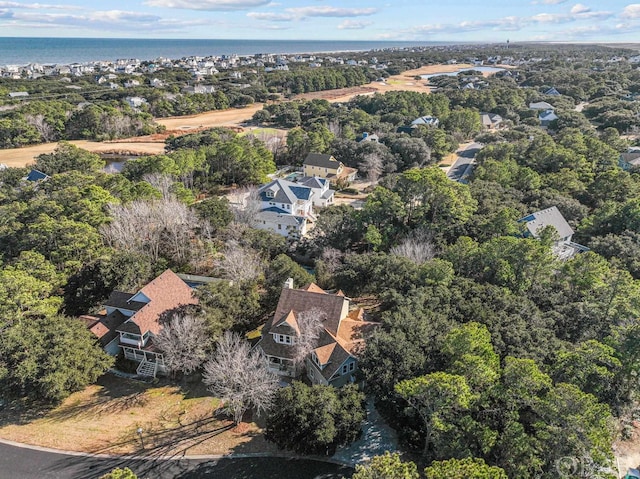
[0,0,639,42]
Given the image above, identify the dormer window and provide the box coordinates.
[266,190,275,198]
[276,334,292,345]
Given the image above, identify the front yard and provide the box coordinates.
[0,374,278,457]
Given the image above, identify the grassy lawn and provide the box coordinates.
[0,374,278,457]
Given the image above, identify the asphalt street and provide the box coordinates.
[0,442,354,479]
[446,142,482,182]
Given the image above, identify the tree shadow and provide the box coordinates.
[0,374,148,427]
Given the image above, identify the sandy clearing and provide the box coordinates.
[156,103,264,130]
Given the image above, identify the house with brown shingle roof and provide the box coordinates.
[81,269,198,377]
[255,280,378,387]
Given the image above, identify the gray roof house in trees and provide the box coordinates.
[619,148,640,171]
[255,178,315,239]
[519,206,588,260]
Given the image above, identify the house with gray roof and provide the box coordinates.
[519,206,588,260]
[619,147,640,171]
[299,176,335,208]
[255,178,315,238]
[529,101,554,111]
[480,112,503,129]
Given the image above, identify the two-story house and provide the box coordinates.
[255,280,378,388]
[255,179,316,239]
[80,269,198,377]
[302,153,357,186]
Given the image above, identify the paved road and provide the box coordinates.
[0,442,354,479]
[446,142,482,182]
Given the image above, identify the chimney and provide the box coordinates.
[284,277,294,289]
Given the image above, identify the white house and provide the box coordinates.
[299,176,335,208]
[255,179,316,239]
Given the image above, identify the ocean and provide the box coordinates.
[0,37,447,66]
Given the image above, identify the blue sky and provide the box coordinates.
[0,0,639,41]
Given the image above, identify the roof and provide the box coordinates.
[104,291,146,312]
[81,310,127,347]
[303,153,341,169]
[175,273,225,287]
[480,113,503,126]
[271,310,301,335]
[256,210,305,226]
[529,101,554,110]
[116,269,198,336]
[539,110,559,121]
[620,150,640,166]
[519,206,574,240]
[299,176,328,189]
[258,178,313,204]
[272,285,348,336]
[411,116,439,126]
[545,87,561,95]
[25,169,49,182]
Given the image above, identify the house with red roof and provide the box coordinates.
[255,279,378,387]
[80,269,198,377]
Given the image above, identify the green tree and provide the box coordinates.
[353,452,419,479]
[0,315,113,402]
[395,372,473,457]
[35,142,105,175]
[263,254,314,310]
[424,457,507,479]
[266,382,366,455]
[100,468,137,479]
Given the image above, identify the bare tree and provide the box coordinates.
[143,173,175,200]
[101,197,210,265]
[154,314,211,376]
[293,308,326,369]
[25,114,56,142]
[390,229,436,265]
[320,247,344,276]
[229,185,261,226]
[359,152,384,183]
[202,331,278,424]
[216,242,264,283]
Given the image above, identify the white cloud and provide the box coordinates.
[337,20,372,30]
[247,11,294,21]
[285,6,378,18]
[0,1,75,9]
[570,3,590,14]
[144,0,271,11]
[621,4,640,19]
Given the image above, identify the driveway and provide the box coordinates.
[0,442,353,479]
[446,142,482,183]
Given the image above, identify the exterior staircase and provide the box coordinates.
[136,359,158,378]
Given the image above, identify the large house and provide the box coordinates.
[80,269,198,377]
[256,280,378,387]
[255,178,316,239]
[519,206,588,260]
[480,112,503,130]
[302,153,357,185]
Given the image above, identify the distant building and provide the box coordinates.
[619,147,640,171]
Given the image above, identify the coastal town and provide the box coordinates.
[1,38,640,479]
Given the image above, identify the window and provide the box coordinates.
[349,362,355,372]
[342,364,348,375]
[278,224,282,230]
[276,334,292,345]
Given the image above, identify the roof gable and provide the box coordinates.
[520,206,574,240]
[303,153,341,169]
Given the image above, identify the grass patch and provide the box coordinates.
[0,374,276,456]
